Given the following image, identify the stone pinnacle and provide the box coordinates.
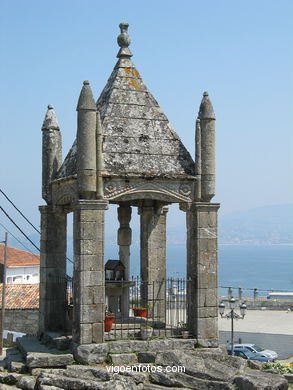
[198,91,216,120]
[117,22,133,58]
[77,80,97,111]
[42,105,59,130]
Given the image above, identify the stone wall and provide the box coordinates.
[245,298,293,311]
[220,297,293,310]
[4,309,38,334]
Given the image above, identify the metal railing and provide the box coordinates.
[219,285,293,300]
[105,276,191,340]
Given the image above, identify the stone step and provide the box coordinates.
[109,339,196,353]
[0,372,22,386]
[284,374,293,384]
[34,365,152,390]
[5,347,26,373]
[0,372,37,390]
[38,385,64,390]
[42,332,72,351]
[144,385,190,390]
[137,352,156,363]
[109,353,138,364]
[16,335,74,369]
[73,338,197,364]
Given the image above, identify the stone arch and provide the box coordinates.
[110,189,187,203]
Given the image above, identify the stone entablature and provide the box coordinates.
[51,177,197,207]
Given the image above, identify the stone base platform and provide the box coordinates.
[0,342,288,390]
[16,335,74,369]
[73,338,199,364]
[10,333,219,370]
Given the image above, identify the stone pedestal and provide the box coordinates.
[184,202,220,341]
[39,206,67,333]
[117,204,132,317]
[72,200,108,344]
[139,202,167,322]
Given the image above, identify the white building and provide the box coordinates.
[0,244,40,284]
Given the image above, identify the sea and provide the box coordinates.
[68,243,292,297]
[116,244,293,297]
[218,244,293,296]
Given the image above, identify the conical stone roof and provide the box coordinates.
[57,29,194,180]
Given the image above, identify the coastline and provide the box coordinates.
[219,243,293,246]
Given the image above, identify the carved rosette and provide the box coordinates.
[179,184,192,196]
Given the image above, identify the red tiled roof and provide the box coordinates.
[0,244,39,267]
[0,284,39,309]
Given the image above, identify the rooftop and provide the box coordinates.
[0,284,39,309]
[0,244,40,267]
[57,23,194,180]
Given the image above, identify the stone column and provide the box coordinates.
[184,202,220,342]
[117,204,132,317]
[139,201,167,322]
[39,206,67,334]
[72,199,108,345]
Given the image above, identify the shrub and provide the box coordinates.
[263,362,293,375]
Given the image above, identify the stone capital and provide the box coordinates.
[39,205,52,214]
[73,199,109,211]
[39,204,66,215]
[161,206,169,215]
[180,202,220,213]
[118,204,132,225]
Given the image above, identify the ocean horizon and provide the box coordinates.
[218,244,293,296]
[107,244,293,297]
[55,242,293,297]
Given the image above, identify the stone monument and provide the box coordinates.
[39,23,220,345]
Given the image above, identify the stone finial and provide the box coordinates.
[117,22,133,58]
[42,105,60,131]
[198,91,216,120]
[117,23,131,48]
[96,110,104,199]
[198,91,216,201]
[41,104,62,203]
[77,80,97,199]
[77,80,97,111]
[195,118,201,175]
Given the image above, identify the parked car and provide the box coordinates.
[227,348,272,362]
[231,344,278,361]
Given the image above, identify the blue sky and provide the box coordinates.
[0,0,292,244]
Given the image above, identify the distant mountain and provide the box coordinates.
[219,204,293,244]
[4,204,292,272]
